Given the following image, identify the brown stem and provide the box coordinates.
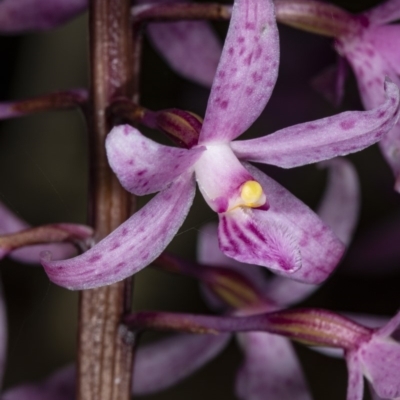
[77,0,136,399]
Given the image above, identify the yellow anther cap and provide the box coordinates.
[240,180,263,205]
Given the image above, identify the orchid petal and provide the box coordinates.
[337,38,390,110]
[106,124,204,196]
[367,25,400,77]
[364,0,400,26]
[197,223,269,311]
[42,173,195,290]
[231,80,400,168]
[195,144,254,213]
[147,20,222,87]
[197,223,268,292]
[311,57,348,107]
[0,0,86,33]
[2,365,75,400]
[236,332,311,400]
[199,0,279,144]
[0,201,77,264]
[316,158,360,246]
[218,163,344,284]
[359,338,400,399]
[263,159,359,304]
[263,279,317,306]
[345,352,364,400]
[133,333,230,394]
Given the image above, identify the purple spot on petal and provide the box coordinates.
[245,22,255,30]
[88,254,102,263]
[246,87,254,96]
[228,47,234,56]
[220,100,229,109]
[340,119,356,130]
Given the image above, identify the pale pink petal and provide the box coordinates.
[311,57,348,107]
[2,365,75,400]
[263,279,317,306]
[336,36,390,110]
[364,0,400,25]
[106,124,204,196]
[0,201,77,264]
[199,0,279,144]
[0,0,86,33]
[367,25,400,77]
[231,80,400,168]
[195,144,255,213]
[345,352,364,400]
[133,333,230,394]
[359,337,400,399]
[42,174,196,290]
[197,223,268,292]
[316,158,360,246]
[236,332,311,400]
[147,21,222,87]
[218,163,344,284]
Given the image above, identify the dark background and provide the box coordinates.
[0,1,399,398]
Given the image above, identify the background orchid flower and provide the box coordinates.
[135,0,223,87]
[345,310,400,400]
[0,0,87,33]
[312,0,400,191]
[41,0,400,291]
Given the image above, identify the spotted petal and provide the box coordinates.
[42,173,195,290]
[197,223,268,292]
[231,81,400,168]
[133,333,230,394]
[359,338,400,399]
[199,0,279,144]
[0,0,86,33]
[316,158,360,246]
[218,163,344,284]
[236,332,311,400]
[106,124,204,196]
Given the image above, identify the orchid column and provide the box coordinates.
[79,0,136,398]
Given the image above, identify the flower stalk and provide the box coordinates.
[77,0,136,399]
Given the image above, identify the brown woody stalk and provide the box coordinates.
[77,0,136,399]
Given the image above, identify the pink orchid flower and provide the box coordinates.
[314,0,400,191]
[42,0,400,290]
